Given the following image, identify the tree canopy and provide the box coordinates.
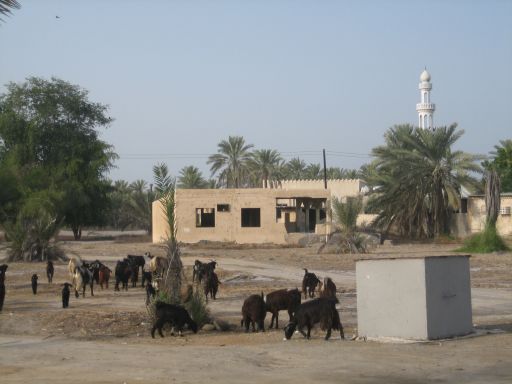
[0,77,117,245]
[366,124,482,239]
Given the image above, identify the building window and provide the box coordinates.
[241,208,260,227]
[460,198,468,214]
[217,204,230,212]
[196,208,215,227]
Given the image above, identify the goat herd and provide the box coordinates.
[0,257,345,341]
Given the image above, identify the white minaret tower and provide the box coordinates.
[416,69,436,129]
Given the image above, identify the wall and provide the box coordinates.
[356,255,472,340]
[356,258,428,339]
[153,188,330,244]
[270,179,363,201]
[467,195,512,236]
[425,256,473,339]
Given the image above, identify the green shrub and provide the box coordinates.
[457,225,510,253]
[185,288,211,327]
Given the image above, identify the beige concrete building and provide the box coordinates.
[451,193,512,237]
[466,193,512,236]
[152,179,366,244]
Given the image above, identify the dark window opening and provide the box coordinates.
[217,204,230,212]
[276,208,282,220]
[319,209,326,220]
[196,208,215,227]
[460,198,468,214]
[241,208,260,227]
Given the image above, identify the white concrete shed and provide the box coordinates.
[356,255,472,340]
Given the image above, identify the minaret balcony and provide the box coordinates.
[416,103,436,111]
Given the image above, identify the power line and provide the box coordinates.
[117,149,374,160]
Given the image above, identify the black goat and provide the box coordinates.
[203,270,220,300]
[193,260,217,283]
[115,259,132,291]
[141,271,152,288]
[151,302,198,338]
[265,288,301,329]
[241,293,266,333]
[302,268,322,299]
[284,297,344,341]
[46,261,54,283]
[73,265,94,298]
[0,264,8,311]
[127,254,145,276]
[31,274,38,295]
[61,282,73,308]
[146,283,156,305]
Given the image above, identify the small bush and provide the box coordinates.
[457,225,510,253]
[185,288,211,327]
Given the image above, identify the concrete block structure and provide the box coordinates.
[356,255,472,340]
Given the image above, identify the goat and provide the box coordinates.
[203,270,220,300]
[146,284,156,305]
[68,257,81,279]
[193,260,217,283]
[115,259,132,291]
[319,277,338,302]
[127,254,145,276]
[31,274,38,295]
[148,255,168,277]
[141,270,152,288]
[241,292,266,333]
[73,265,94,298]
[265,288,301,329]
[98,264,112,289]
[302,268,322,299]
[151,302,198,338]
[284,297,344,341]
[0,264,8,311]
[46,261,54,283]
[130,261,139,288]
[61,283,73,308]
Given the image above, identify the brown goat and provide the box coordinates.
[265,288,301,329]
[241,293,266,333]
[319,277,337,301]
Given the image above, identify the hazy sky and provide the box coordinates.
[1,0,511,183]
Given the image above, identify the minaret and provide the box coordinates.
[416,69,436,129]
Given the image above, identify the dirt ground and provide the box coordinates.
[1,237,512,383]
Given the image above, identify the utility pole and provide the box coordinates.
[323,149,327,189]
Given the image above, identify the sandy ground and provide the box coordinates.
[1,238,512,383]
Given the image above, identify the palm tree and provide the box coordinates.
[247,149,283,188]
[178,165,208,189]
[0,0,20,22]
[367,124,482,239]
[304,163,322,179]
[127,180,154,234]
[326,167,359,179]
[490,139,512,192]
[207,136,254,188]
[283,157,307,179]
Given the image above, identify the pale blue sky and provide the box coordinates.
[1,0,511,183]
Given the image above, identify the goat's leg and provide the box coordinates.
[274,312,279,329]
[306,325,312,339]
[298,325,308,338]
[90,282,94,297]
[325,327,332,340]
